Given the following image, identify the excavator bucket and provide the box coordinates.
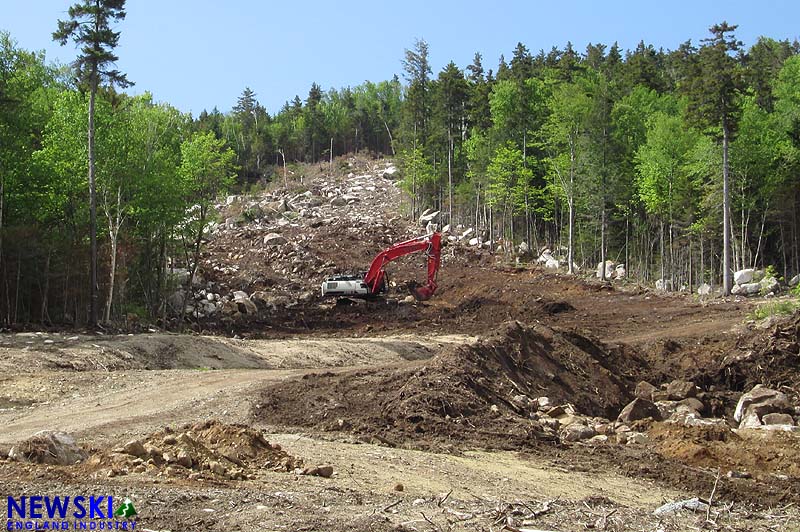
[409,282,434,301]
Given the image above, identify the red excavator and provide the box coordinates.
[320,232,442,301]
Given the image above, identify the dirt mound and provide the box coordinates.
[87,420,302,480]
[254,321,645,451]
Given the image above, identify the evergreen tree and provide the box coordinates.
[683,21,743,295]
[53,0,132,326]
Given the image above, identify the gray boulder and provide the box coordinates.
[734,268,755,285]
[560,423,596,442]
[759,276,779,295]
[9,431,87,465]
[732,282,760,296]
[666,380,696,401]
[419,209,440,225]
[617,398,662,423]
[263,233,288,246]
[734,385,792,427]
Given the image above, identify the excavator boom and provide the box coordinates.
[321,232,442,300]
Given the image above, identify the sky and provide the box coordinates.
[3,1,800,116]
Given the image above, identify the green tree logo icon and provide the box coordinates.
[114,498,137,518]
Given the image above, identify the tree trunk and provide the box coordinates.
[600,204,606,281]
[383,120,396,156]
[447,133,453,228]
[88,86,99,326]
[104,187,123,324]
[722,122,732,295]
[567,197,575,274]
[660,218,666,289]
[278,149,287,188]
[41,250,51,324]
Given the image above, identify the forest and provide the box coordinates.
[1,4,800,325]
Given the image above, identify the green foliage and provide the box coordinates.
[750,300,800,321]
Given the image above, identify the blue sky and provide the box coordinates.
[3,1,799,116]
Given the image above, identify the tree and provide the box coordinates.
[635,111,700,286]
[544,81,591,274]
[53,0,132,326]
[178,132,236,320]
[402,38,433,156]
[434,62,469,226]
[683,22,743,295]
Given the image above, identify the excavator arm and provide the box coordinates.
[321,232,442,301]
[363,232,442,300]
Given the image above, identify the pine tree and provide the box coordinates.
[53,0,132,327]
[683,22,743,295]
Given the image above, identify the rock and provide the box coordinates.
[734,385,792,425]
[762,413,794,426]
[122,439,147,458]
[635,381,657,400]
[560,423,596,442]
[400,295,416,305]
[789,274,800,287]
[733,282,761,296]
[9,431,88,465]
[330,196,348,207]
[163,435,177,445]
[653,498,709,516]
[739,410,763,429]
[759,276,779,295]
[517,242,531,257]
[655,279,672,292]
[625,432,648,445]
[225,217,237,229]
[468,237,480,246]
[225,195,237,206]
[418,210,440,225]
[208,460,226,476]
[727,470,752,479]
[677,397,704,414]
[382,166,399,179]
[666,380,696,401]
[734,268,755,285]
[232,290,249,301]
[236,298,258,315]
[617,398,662,423]
[697,283,712,296]
[587,435,609,445]
[545,257,559,269]
[460,228,474,240]
[536,397,552,410]
[303,465,334,478]
[511,394,533,409]
[596,260,614,279]
[263,233,288,246]
[614,264,626,279]
[394,483,404,492]
[263,199,289,214]
[176,450,193,468]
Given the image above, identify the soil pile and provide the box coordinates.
[693,311,800,410]
[88,420,302,480]
[254,321,645,450]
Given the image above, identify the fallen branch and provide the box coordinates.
[383,499,402,512]
[706,468,721,523]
